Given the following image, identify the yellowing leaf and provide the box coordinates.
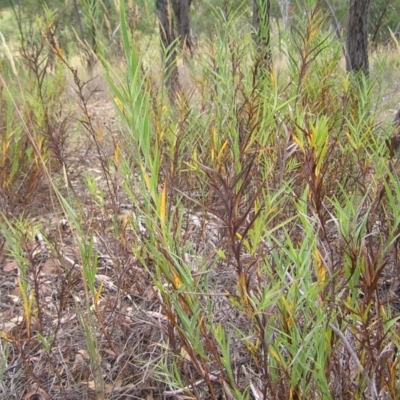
[159,181,167,231]
[172,270,183,290]
[1,331,14,342]
[115,97,124,113]
[217,139,229,163]
[55,46,63,59]
[314,248,326,285]
[244,338,260,356]
[94,282,104,306]
[237,273,250,310]
[280,296,294,328]
[270,70,275,86]
[140,163,150,191]
[17,278,34,338]
[192,148,198,163]
[114,144,120,165]
[390,359,399,383]
[292,133,304,153]
[212,125,217,143]
[310,27,319,40]
[211,125,217,161]
[235,231,251,252]
[95,125,103,143]
[269,347,283,366]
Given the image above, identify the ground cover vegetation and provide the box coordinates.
[1,0,400,399]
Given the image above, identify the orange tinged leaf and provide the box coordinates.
[217,139,229,165]
[55,46,63,59]
[171,270,183,290]
[389,359,399,391]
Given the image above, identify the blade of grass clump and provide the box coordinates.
[0,214,36,338]
[100,0,162,220]
[57,190,106,398]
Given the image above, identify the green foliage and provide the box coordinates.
[1,0,400,399]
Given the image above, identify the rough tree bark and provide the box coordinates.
[156,0,181,98]
[253,0,272,71]
[171,0,192,55]
[346,0,371,75]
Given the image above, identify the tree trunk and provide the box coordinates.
[179,0,192,55]
[156,0,181,98]
[346,0,371,75]
[253,0,272,70]
[171,0,192,55]
[277,0,291,29]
